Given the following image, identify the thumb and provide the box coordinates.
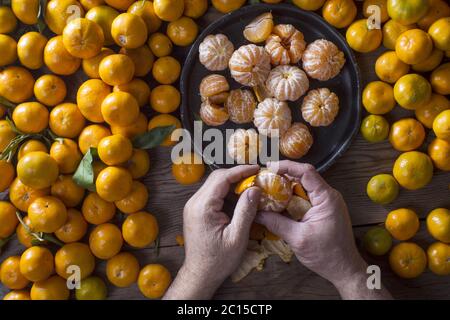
[255,211,298,244]
[228,187,261,239]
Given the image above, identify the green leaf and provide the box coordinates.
[132,125,176,149]
[73,148,98,192]
[0,96,15,109]
[36,0,47,33]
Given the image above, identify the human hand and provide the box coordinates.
[164,165,261,300]
[255,161,391,299]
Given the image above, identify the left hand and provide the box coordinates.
[164,165,261,300]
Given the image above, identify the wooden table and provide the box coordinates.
[1,4,449,300]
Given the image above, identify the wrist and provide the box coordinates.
[163,263,225,300]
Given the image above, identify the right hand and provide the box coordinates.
[255,161,367,288]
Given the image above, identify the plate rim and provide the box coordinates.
[180,2,362,173]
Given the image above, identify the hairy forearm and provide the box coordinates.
[333,262,393,300]
[163,265,224,300]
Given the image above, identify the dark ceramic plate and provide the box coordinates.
[180,3,361,173]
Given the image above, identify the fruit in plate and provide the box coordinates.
[360,115,390,143]
[106,252,140,288]
[382,19,415,50]
[45,0,85,35]
[171,152,205,185]
[30,275,70,300]
[229,44,271,87]
[0,120,16,153]
[148,32,173,57]
[363,0,389,23]
[199,34,234,71]
[394,74,431,110]
[418,0,450,30]
[199,74,230,104]
[387,0,429,25]
[302,39,345,81]
[115,181,149,214]
[148,114,182,147]
[265,24,306,65]
[77,79,111,123]
[9,178,50,212]
[122,211,159,248]
[152,56,181,85]
[76,276,107,300]
[322,0,357,29]
[62,18,104,59]
[0,34,17,66]
[393,151,433,190]
[55,242,95,279]
[292,0,326,11]
[44,36,81,75]
[34,74,67,107]
[433,110,450,141]
[301,88,339,127]
[101,92,140,127]
[389,242,427,278]
[428,17,450,51]
[227,128,261,164]
[225,89,257,124]
[111,13,148,49]
[167,16,198,47]
[280,123,313,160]
[412,48,444,72]
[78,124,111,155]
[17,32,47,70]
[374,51,409,84]
[0,66,34,104]
[346,19,382,53]
[96,166,133,202]
[0,6,17,33]
[184,0,208,18]
[385,208,420,241]
[199,100,229,126]
[426,208,450,243]
[17,151,59,190]
[428,138,450,171]
[150,85,181,113]
[395,29,433,65]
[99,54,135,86]
[20,246,55,282]
[366,174,399,205]
[0,201,18,239]
[211,0,245,14]
[243,12,274,44]
[12,102,49,134]
[362,81,395,114]
[128,0,162,33]
[266,65,309,102]
[89,223,123,259]
[138,264,172,299]
[363,227,393,256]
[85,5,119,46]
[427,242,450,275]
[253,98,292,137]
[430,63,450,96]
[0,256,30,290]
[98,134,133,166]
[389,118,426,152]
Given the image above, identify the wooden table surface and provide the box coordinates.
[1,4,449,300]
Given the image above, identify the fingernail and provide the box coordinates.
[247,187,261,204]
